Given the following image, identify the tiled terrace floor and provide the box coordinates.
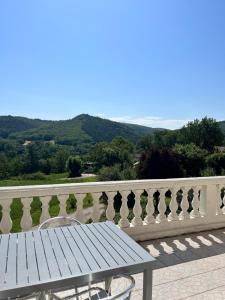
[130,227,225,299]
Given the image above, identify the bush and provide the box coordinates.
[137,147,183,179]
[21,172,46,180]
[206,152,225,175]
[173,143,207,177]
[98,165,122,181]
[200,168,216,177]
[66,156,82,178]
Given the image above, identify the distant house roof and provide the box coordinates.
[23,140,32,146]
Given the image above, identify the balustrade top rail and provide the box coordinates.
[0,176,225,199]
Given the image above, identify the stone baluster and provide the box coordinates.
[180,187,189,220]
[168,187,179,221]
[132,190,143,226]
[92,192,102,222]
[190,186,200,218]
[216,185,223,215]
[40,196,52,224]
[58,194,68,217]
[105,191,115,222]
[221,186,225,214]
[74,193,85,223]
[156,188,167,223]
[0,199,12,233]
[21,197,33,231]
[144,189,156,224]
[119,191,130,228]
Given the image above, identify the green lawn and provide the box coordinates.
[0,173,97,187]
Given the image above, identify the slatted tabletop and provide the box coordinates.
[0,221,155,299]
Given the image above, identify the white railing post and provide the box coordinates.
[21,197,33,231]
[105,191,115,222]
[119,191,130,228]
[132,190,143,226]
[144,189,155,224]
[92,192,102,222]
[190,186,200,219]
[180,187,190,220]
[40,196,51,224]
[168,187,178,221]
[205,183,218,220]
[74,194,85,223]
[0,199,12,233]
[58,194,68,217]
[156,188,167,223]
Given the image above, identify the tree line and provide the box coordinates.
[0,117,224,181]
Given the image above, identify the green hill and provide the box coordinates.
[1,114,163,145]
[0,116,50,138]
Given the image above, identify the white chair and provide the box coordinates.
[50,274,135,300]
[38,216,81,230]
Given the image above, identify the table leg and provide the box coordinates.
[105,276,112,295]
[143,268,153,300]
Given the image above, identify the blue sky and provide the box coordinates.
[0,0,225,129]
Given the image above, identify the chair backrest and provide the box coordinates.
[38,216,81,230]
[65,275,135,300]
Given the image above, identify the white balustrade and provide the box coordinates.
[119,191,130,228]
[156,188,167,223]
[168,187,178,221]
[58,194,69,216]
[132,190,143,226]
[92,192,101,222]
[0,199,12,233]
[105,191,116,222]
[179,187,190,220]
[40,196,51,224]
[144,189,156,224]
[1,176,225,241]
[74,193,85,223]
[21,197,33,231]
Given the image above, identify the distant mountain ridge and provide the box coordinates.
[0,114,164,145]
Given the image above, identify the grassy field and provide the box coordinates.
[0,173,97,187]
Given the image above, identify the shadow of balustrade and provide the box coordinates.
[140,228,225,269]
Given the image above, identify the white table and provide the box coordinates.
[0,221,155,299]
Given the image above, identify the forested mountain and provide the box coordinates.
[0,116,51,138]
[0,114,163,145]
[218,121,225,135]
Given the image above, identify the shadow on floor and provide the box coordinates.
[140,228,225,269]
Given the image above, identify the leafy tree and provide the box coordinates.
[54,149,70,173]
[205,152,225,175]
[154,130,180,148]
[173,143,207,177]
[180,117,224,151]
[137,147,183,179]
[66,156,82,177]
[137,135,154,151]
[89,138,133,170]
[0,154,10,179]
[23,144,39,173]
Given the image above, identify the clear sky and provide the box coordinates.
[0,0,225,129]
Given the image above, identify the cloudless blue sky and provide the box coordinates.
[0,0,225,128]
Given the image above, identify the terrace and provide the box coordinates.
[1,176,225,299]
